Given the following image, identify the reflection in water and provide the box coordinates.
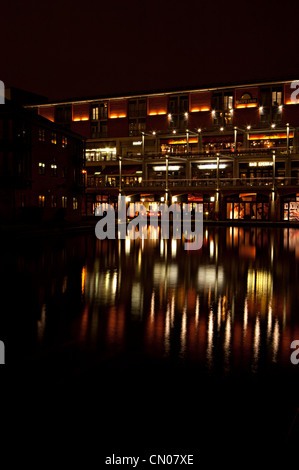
[4,226,299,378]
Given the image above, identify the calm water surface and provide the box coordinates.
[1,226,299,461]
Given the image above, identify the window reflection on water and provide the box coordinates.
[4,226,299,376]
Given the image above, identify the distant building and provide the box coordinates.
[0,100,85,223]
[25,78,299,221]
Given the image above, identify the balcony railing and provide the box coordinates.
[87,177,299,190]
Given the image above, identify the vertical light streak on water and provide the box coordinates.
[224,311,231,372]
[272,318,280,363]
[125,236,131,255]
[37,304,46,343]
[206,309,214,369]
[160,239,164,257]
[243,296,248,340]
[252,315,261,373]
[267,301,273,342]
[180,306,187,358]
[150,291,155,322]
[217,296,221,332]
[164,300,171,355]
[171,294,175,328]
[195,295,200,328]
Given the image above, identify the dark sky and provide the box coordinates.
[1,0,299,101]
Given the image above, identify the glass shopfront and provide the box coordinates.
[283,194,299,221]
[226,194,270,220]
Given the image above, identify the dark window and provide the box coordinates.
[38,129,45,142]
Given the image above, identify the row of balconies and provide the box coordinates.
[86,177,299,191]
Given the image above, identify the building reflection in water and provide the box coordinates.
[12,225,299,376]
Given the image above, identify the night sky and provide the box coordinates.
[2,0,299,101]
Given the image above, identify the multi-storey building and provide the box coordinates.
[0,100,85,222]
[26,78,299,221]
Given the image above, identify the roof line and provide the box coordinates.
[25,78,297,108]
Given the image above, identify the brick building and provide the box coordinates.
[0,100,85,223]
[25,78,299,221]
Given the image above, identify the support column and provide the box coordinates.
[286,123,291,184]
[233,157,238,185]
[116,140,121,157]
[165,155,169,203]
[119,156,122,195]
[270,190,277,221]
[216,154,220,189]
[215,191,220,221]
[186,160,191,180]
[142,161,148,182]
[244,132,249,150]
[215,155,220,220]
[198,131,203,152]
[234,127,238,153]
[142,132,145,157]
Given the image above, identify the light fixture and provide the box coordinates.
[220,127,224,131]
[210,196,215,202]
[152,131,156,135]
[172,196,177,203]
[153,165,181,171]
[126,197,131,202]
[197,128,201,133]
[271,123,276,128]
[259,106,263,112]
[173,130,176,134]
[212,110,216,115]
[279,105,283,111]
[247,125,251,130]
[160,197,165,202]
[198,164,227,169]
[168,113,172,118]
[184,112,188,117]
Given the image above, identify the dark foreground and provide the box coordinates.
[1,226,299,466]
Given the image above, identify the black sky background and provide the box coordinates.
[1,0,299,100]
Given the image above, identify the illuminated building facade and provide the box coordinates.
[0,100,85,222]
[26,78,299,221]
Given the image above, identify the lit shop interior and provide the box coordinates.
[226,194,270,220]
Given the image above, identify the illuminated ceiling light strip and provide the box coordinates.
[198,164,227,169]
[86,148,116,152]
[153,166,182,171]
[248,133,294,140]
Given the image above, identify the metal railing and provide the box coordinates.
[87,177,299,190]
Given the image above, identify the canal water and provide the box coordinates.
[1,226,299,464]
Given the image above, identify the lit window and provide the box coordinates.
[38,195,45,207]
[73,197,78,210]
[272,91,282,106]
[62,136,68,148]
[38,162,46,175]
[51,163,58,177]
[224,95,233,110]
[62,196,67,208]
[51,132,57,144]
[92,106,99,120]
